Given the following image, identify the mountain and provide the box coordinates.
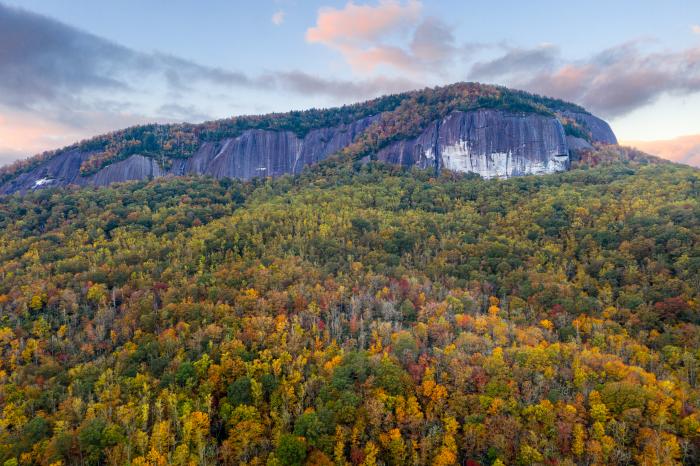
[0,82,617,194]
[4,79,698,466]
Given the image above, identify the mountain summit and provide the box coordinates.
[0,82,617,194]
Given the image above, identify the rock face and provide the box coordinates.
[88,155,164,187]
[376,110,570,179]
[0,149,92,193]
[559,111,618,145]
[0,153,165,193]
[0,108,617,194]
[566,136,594,152]
[0,117,376,194]
[171,116,377,180]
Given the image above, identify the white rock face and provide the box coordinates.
[33,178,54,187]
[377,109,571,178]
[441,143,568,179]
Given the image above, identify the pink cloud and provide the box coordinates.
[306,1,422,46]
[535,65,592,100]
[0,112,75,155]
[0,107,153,166]
[305,1,458,74]
[477,41,700,118]
[339,44,415,72]
[623,134,700,167]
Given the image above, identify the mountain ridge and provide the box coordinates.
[0,82,618,194]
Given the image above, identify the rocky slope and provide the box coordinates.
[0,83,618,193]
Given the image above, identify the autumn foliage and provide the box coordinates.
[0,154,699,464]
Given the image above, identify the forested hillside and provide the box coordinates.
[1,153,699,465]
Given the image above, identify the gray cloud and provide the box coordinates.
[0,148,26,166]
[150,53,256,90]
[410,18,457,67]
[0,3,258,111]
[271,71,419,100]
[0,2,414,128]
[0,4,130,108]
[470,45,559,79]
[156,103,212,123]
[470,41,700,118]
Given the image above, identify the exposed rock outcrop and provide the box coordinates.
[376,110,570,178]
[0,106,618,194]
[0,149,92,194]
[566,136,594,152]
[0,117,377,194]
[87,155,164,187]
[173,116,376,180]
[559,111,618,145]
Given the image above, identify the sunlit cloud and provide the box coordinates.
[306,0,422,46]
[0,105,154,161]
[623,134,700,167]
[693,24,700,35]
[306,1,459,75]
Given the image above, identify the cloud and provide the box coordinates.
[156,103,212,122]
[469,41,700,118]
[0,3,129,109]
[0,1,432,167]
[623,134,700,167]
[470,45,559,80]
[306,1,459,74]
[693,25,700,35]
[306,0,422,46]
[0,148,27,167]
[0,4,256,115]
[271,10,285,26]
[410,17,457,66]
[0,3,418,111]
[271,71,418,99]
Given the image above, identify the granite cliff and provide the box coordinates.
[0,83,618,194]
[375,109,571,179]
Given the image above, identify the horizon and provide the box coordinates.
[1,0,700,167]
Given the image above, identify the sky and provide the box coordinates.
[1,0,700,167]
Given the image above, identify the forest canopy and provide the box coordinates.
[0,152,699,465]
